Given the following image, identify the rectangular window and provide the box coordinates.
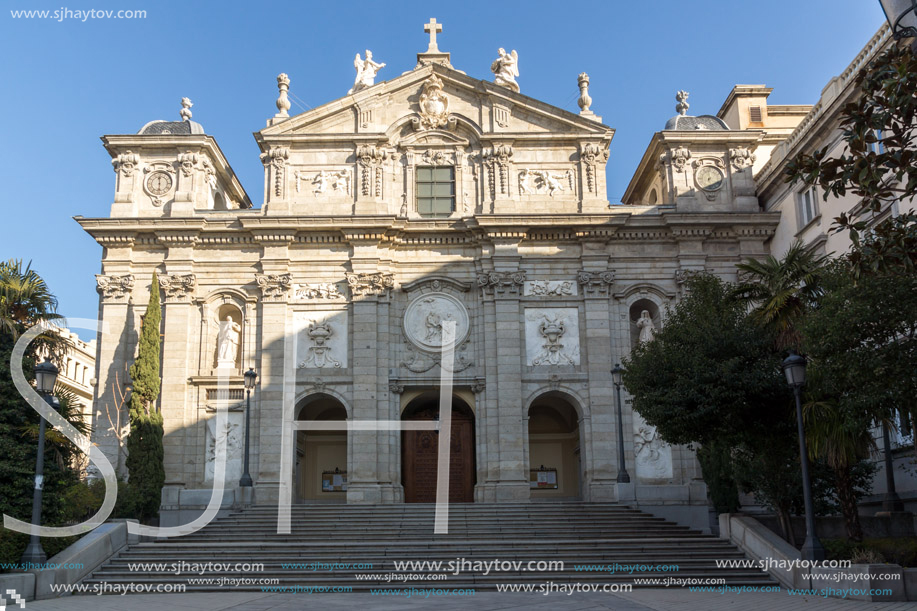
[416,166,454,218]
[797,186,818,227]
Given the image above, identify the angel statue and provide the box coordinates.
[348,50,386,94]
[491,48,519,93]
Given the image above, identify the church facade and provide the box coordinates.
[79,23,779,530]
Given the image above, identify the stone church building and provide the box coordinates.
[79,22,779,530]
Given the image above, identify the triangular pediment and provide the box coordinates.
[258,63,612,143]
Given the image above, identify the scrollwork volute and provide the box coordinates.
[96,274,134,302]
[158,273,197,302]
[255,273,292,301]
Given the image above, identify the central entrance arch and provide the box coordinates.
[401,393,475,503]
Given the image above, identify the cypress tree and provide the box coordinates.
[125,272,165,522]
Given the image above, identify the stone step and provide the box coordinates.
[82,503,778,591]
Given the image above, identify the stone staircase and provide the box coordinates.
[83,503,776,592]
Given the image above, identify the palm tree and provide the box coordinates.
[802,395,875,542]
[730,242,827,350]
[0,258,67,358]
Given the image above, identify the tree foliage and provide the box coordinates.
[623,273,788,447]
[730,241,827,350]
[125,273,165,522]
[786,44,917,276]
[623,274,807,533]
[0,261,83,565]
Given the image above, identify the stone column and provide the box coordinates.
[477,253,528,501]
[576,263,617,500]
[344,269,393,504]
[92,269,136,476]
[253,271,292,505]
[157,271,197,490]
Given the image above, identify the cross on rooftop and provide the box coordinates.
[424,18,442,52]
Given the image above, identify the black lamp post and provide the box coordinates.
[239,368,257,487]
[782,351,825,561]
[880,1,917,40]
[611,364,630,484]
[20,359,59,565]
[880,420,905,512]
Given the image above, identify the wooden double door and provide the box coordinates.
[402,402,475,503]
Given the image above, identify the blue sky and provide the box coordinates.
[0,0,885,339]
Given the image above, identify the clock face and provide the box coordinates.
[146,171,173,196]
[695,166,724,192]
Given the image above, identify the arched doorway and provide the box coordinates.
[528,392,582,500]
[295,394,347,503]
[401,393,475,503]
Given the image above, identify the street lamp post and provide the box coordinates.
[239,367,258,488]
[611,364,630,484]
[880,420,905,513]
[880,1,917,38]
[782,352,825,561]
[20,359,59,566]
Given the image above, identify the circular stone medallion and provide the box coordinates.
[403,292,469,352]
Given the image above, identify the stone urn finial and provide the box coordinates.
[180,97,193,121]
[276,73,291,117]
[577,72,592,113]
[675,90,690,116]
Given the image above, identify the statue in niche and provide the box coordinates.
[349,50,386,94]
[491,48,519,92]
[636,310,656,344]
[216,316,241,367]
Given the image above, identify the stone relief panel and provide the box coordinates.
[295,169,352,196]
[632,411,673,480]
[523,280,577,297]
[518,169,574,197]
[294,282,347,300]
[204,414,242,484]
[403,292,470,352]
[294,310,348,369]
[524,308,580,366]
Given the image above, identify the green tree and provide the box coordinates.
[125,273,165,522]
[0,260,82,565]
[786,44,917,276]
[800,260,917,526]
[730,241,827,350]
[623,273,803,536]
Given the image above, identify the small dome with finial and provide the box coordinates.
[663,90,729,131]
[138,97,205,135]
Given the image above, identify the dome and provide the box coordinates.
[138,119,205,135]
[138,97,204,135]
[663,114,729,131]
